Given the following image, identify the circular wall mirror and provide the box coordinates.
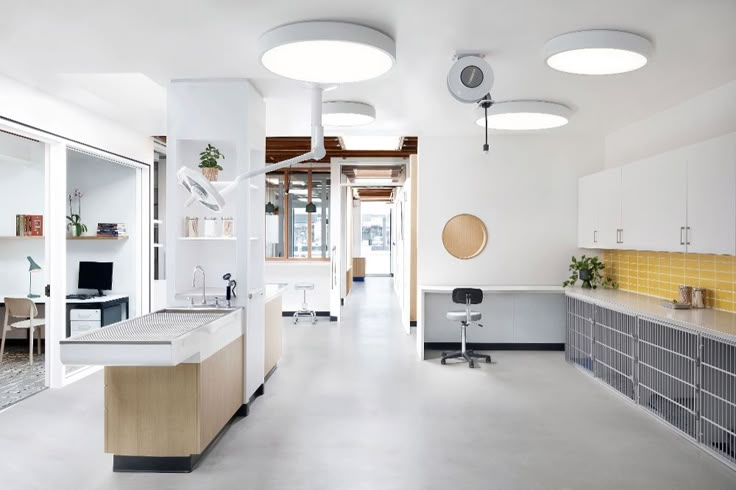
[442,214,488,259]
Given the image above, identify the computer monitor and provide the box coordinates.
[78,261,113,296]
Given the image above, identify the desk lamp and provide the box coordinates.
[27,256,42,298]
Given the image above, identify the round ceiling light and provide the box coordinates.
[258,21,396,83]
[322,101,376,126]
[544,30,653,75]
[475,101,572,130]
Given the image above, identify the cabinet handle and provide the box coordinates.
[680,226,685,245]
[619,228,624,244]
[593,230,598,243]
[686,226,691,245]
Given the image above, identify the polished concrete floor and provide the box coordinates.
[1,278,736,489]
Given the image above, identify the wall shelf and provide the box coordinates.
[0,235,44,240]
[177,236,236,241]
[68,236,129,241]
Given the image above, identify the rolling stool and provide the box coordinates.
[441,288,491,368]
[293,282,317,324]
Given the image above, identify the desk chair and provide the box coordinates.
[293,282,317,324]
[1,297,45,365]
[441,288,491,368]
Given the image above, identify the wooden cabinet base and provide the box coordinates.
[105,336,244,472]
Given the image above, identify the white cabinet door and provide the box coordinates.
[578,173,599,248]
[686,133,736,255]
[622,149,687,252]
[597,168,623,249]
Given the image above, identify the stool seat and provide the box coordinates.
[295,282,315,290]
[446,311,482,322]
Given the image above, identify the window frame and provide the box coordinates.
[267,169,330,262]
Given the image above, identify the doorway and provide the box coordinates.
[360,201,392,276]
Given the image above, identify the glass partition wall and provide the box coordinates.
[64,149,141,376]
[266,170,330,260]
[0,130,48,409]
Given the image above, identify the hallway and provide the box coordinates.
[1,278,735,489]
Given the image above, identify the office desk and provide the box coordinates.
[0,294,129,338]
[417,285,565,359]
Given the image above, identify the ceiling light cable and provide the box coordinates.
[478,94,494,153]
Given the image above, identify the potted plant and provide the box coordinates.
[562,255,617,289]
[199,144,225,181]
[66,189,88,237]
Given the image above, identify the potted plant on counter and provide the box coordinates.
[562,255,617,289]
[199,143,225,181]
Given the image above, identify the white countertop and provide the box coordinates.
[420,285,564,293]
[566,287,736,340]
[0,294,128,305]
[264,283,288,302]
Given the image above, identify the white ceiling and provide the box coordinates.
[2,0,735,139]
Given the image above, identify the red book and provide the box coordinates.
[25,215,43,236]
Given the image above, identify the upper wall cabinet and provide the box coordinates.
[685,133,736,255]
[577,173,599,248]
[621,149,687,252]
[579,132,736,255]
[578,169,622,249]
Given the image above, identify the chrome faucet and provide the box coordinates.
[192,265,207,305]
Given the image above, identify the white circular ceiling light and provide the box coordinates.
[475,101,572,130]
[258,21,396,83]
[322,101,376,126]
[544,30,653,75]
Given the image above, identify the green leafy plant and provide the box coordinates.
[562,255,617,289]
[198,144,225,170]
[66,189,87,237]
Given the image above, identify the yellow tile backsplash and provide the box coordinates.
[602,250,736,312]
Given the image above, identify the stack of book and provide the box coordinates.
[15,214,43,236]
[97,223,128,238]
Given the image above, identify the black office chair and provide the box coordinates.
[441,288,491,368]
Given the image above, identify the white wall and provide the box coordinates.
[0,74,152,163]
[265,262,331,312]
[66,151,138,313]
[417,133,603,287]
[605,80,736,168]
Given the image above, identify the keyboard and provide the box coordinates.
[66,294,91,300]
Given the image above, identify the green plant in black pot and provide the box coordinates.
[562,255,617,289]
[199,144,225,182]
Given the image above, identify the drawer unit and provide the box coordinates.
[70,309,101,321]
[70,320,102,337]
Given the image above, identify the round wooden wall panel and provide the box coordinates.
[442,214,488,259]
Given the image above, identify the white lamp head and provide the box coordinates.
[544,30,653,75]
[177,167,226,213]
[475,100,572,130]
[258,21,396,84]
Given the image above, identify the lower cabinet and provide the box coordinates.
[566,298,736,467]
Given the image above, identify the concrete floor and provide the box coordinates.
[1,278,735,489]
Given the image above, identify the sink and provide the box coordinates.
[59,307,243,366]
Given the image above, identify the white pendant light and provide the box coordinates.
[258,21,396,83]
[475,101,571,130]
[322,101,376,126]
[544,30,653,75]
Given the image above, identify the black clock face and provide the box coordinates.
[460,65,484,88]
